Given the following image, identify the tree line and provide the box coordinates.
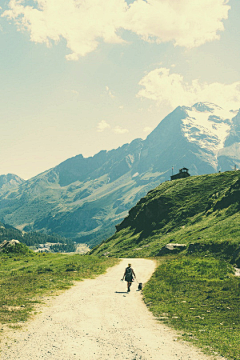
[0,221,76,252]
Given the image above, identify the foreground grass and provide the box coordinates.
[0,252,118,328]
[143,256,240,360]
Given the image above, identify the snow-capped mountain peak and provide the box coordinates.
[181,103,237,155]
[192,102,223,113]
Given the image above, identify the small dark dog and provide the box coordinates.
[138,282,143,290]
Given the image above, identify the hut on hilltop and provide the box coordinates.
[171,167,190,180]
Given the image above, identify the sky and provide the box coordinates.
[0,0,240,179]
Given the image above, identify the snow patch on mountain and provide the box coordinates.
[218,143,240,160]
[182,103,237,154]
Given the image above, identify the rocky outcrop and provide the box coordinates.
[0,239,21,252]
[0,174,24,193]
[157,243,187,256]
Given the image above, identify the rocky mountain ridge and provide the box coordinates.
[0,174,24,194]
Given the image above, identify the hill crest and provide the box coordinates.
[91,170,240,265]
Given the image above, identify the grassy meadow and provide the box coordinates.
[143,255,240,359]
[0,250,118,332]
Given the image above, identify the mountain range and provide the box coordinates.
[1,102,240,246]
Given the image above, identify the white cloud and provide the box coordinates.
[97,121,129,134]
[66,53,79,61]
[2,0,230,59]
[138,67,240,110]
[106,86,115,99]
[113,126,129,134]
[143,126,153,133]
[71,90,79,95]
[124,0,230,48]
[3,0,127,59]
[97,120,111,132]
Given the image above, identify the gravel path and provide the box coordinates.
[1,259,224,360]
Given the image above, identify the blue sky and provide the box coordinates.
[0,0,240,179]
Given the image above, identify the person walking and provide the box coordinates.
[122,263,136,292]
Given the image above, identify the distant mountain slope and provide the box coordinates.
[0,174,24,194]
[91,170,240,264]
[0,102,240,246]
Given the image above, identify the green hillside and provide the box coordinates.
[91,170,240,265]
[91,170,240,358]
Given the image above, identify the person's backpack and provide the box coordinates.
[126,267,132,275]
[125,267,133,278]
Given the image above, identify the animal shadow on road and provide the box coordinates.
[115,291,141,294]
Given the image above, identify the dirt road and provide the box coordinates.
[1,259,224,360]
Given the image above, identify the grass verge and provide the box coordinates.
[143,255,240,359]
[0,252,118,330]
